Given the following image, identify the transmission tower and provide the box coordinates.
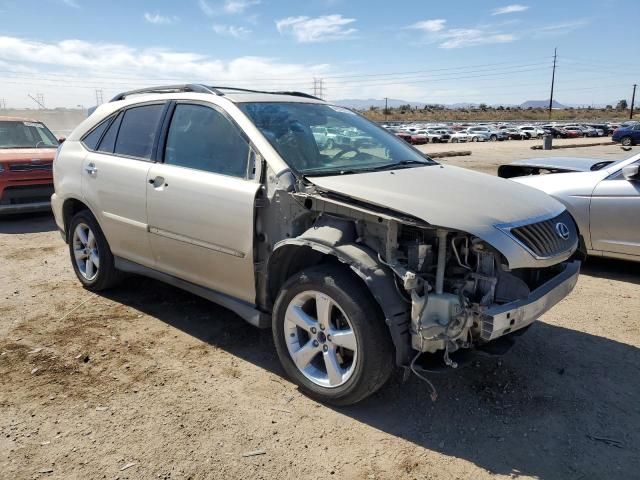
[95,89,104,105]
[312,78,324,99]
[28,93,46,109]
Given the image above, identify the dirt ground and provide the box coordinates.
[1,142,639,480]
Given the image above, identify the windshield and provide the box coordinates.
[238,102,435,175]
[0,121,58,149]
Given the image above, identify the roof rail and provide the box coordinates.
[109,84,220,102]
[208,86,322,101]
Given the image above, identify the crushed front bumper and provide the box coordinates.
[480,260,580,341]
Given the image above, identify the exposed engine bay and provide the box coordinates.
[256,168,578,374]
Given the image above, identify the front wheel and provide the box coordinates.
[621,136,633,146]
[471,136,478,142]
[272,265,394,406]
[490,134,497,142]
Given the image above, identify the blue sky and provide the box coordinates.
[0,0,638,108]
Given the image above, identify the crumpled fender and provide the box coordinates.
[270,216,412,365]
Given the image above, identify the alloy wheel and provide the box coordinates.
[72,223,100,281]
[283,290,358,388]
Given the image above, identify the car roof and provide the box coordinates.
[0,115,42,123]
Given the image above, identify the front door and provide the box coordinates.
[590,160,640,257]
[146,102,261,303]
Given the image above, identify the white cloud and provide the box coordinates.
[408,19,446,33]
[0,36,334,107]
[276,14,357,43]
[198,0,260,16]
[533,19,590,37]
[405,18,517,49]
[438,29,516,48]
[212,24,251,38]
[224,0,260,14]
[144,13,179,25]
[492,4,529,15]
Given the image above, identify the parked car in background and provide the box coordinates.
[448,129,469,143]
[563,126,588,137]
[462,127,490,142]
[612,122,640,146]
[542,126,569,139]
[504,154,640,262]
[503,128,528,140]
[518,125,544,139]
[467,126,508,141]
[431,129,452,142]
[387,127,412,143]
[311,126,328,147]
[51,84,581,405]
[0,116,60,214]
[409,131,429,145]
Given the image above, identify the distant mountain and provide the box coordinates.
[520,99,566,109]
[334,98,427,109]
[334,98,577,110]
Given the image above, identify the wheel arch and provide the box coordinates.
[266,219,413,366]
[62,197,93,242]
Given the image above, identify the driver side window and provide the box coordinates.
[164,104,249,178]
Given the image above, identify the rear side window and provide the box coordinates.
[82,116,111,150]
[114,104,164,159]
[97,112,123,154]
[164,104,249,178]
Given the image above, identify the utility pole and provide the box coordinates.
[630,84,637,119]
[384,97,388,122]
[95,89,104,105]
[548,47,557,120]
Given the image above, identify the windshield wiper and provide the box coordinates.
[366,159,433,171]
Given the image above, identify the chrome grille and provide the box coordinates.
[509,210,578,258]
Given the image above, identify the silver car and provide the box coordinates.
[500,155,640,262]
[52,84,580,405]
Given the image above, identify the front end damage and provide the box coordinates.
[257,172,580,375]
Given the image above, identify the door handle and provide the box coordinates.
[148,176,167,188]
[84,163,98,175]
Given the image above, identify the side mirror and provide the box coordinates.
[622,164,639,180]
[58,137,66,144]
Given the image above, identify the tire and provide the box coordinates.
[489,134,497,142]
[326,139,335,149]
[471,136,478,142]
[451,138,458,143]
[272,265,394,406]
[621,136,633,147]
[68,210,121,291]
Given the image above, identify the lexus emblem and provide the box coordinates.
[555,222,570,240]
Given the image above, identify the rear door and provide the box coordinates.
[146,102,261,303]
[81,103,167,267]
[589,159,640,257]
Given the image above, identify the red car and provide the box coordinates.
[562,128,582,139]
[0,117,60,214]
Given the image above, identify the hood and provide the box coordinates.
[0,148,56,163]
[309,164,564,232]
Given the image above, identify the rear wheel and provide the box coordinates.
[68,210,121,291]
[490,134,497,142]
[471,136,478,142]
[621,136,633,147]
[272,265,394,405]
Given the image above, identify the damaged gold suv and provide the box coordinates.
[52,85,581,405]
